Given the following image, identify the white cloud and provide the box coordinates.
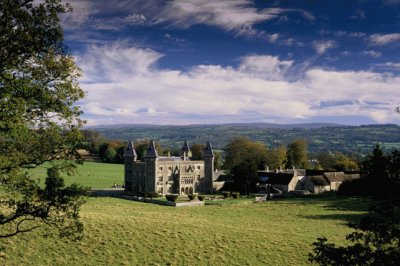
[361,50,382,58]
[125,13,147,25]
[369,33,400,46]
[313,40,336,54]
[76,42,400,125]
[154,1,314,36]
[374,62,400,70]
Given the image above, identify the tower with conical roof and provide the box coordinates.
[202,141,215,193]
[180,140,192,160]
[123,140,137,191]
[144,140,158,194]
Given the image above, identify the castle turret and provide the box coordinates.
[180,140,192,160]
[144,140,158,194]
[145,140,158,158]
[202,141,214,193]
[123,140,137,161]
[123,140,137,192]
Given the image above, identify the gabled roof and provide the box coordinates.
[310,175,329,186]
[263,173,295,185]
[123,140,137,158]
[202,141,214,158]
[323,172,346,182]
[145,140,158,158]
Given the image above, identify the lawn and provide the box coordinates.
[0,196,370,265]
[28,161,124,189]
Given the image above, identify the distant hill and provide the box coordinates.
[88,123,400,155]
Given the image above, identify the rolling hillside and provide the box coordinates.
[89,123,400,155]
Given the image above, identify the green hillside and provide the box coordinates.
[90,123,400,155]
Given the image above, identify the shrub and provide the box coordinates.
[165,194,178,202]
[232,192,240,199]
[188,194,196,201]
[197,195,205,201]
[222,191,230,198]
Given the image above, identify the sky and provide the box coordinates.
[60,0,400,126]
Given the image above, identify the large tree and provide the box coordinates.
[0,0,86,239]
[285,139,308,169]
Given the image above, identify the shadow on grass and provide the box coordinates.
[299,213,366,224]
[89,188,125,197]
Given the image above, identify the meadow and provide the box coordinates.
[29,161,124,188]
[1,162,371,265]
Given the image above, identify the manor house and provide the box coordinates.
[123,140,214,195]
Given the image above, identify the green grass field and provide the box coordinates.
[4,162,371,265]
[29,161,124,188]
[0,195,370,265]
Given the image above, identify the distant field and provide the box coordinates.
[1,196,370,265]
[29,161,124,188]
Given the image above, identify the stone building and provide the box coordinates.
[123,140,214,195]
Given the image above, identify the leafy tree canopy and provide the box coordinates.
[0,0,86,239]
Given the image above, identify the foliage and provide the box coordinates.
[214,151,222,170]
[224,138,268,194]
[315,152,359,171]
[222,191,230,198]
[285,139,308,169]
[188,194,196,201]
[90,124,400,156]
[223,137,268,171]
[231,159,259,195]
[309,201,400,265]
[266,145,287,169]
[0,0,86,238]
[165,194,178,202]
[197,195,205,201]
[231,192,240,199]
[190,143,205,160]
[0,167,88,239]
[361,144,400,198]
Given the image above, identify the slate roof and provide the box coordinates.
[260,173,295,185]
[145,140,158,158]
[123,140,137,158]
[180,140,190,156]
[323,172,346,182]
[202,141,214,158]
[310,175,329,186]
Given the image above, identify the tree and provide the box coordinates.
[190,143,205,160]
[266,145,287,169]
[223,137,268,171]
[285,139,308,169]
[223,137,268,193]
[231,159,258,195]
[309,201,400,265]
[0,0,86,239]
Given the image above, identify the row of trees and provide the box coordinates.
[223,137,359,194]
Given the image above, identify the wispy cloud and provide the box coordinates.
[361,50,382,58]
[373,62,400,70]
[313,40,336,54]
[154,0,314,37]
[76,41,400,125]
[369,33,400,46]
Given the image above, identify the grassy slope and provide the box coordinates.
[29,161,124,188]
[1,196,369,265]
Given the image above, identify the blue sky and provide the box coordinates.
[61,0,400,126]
